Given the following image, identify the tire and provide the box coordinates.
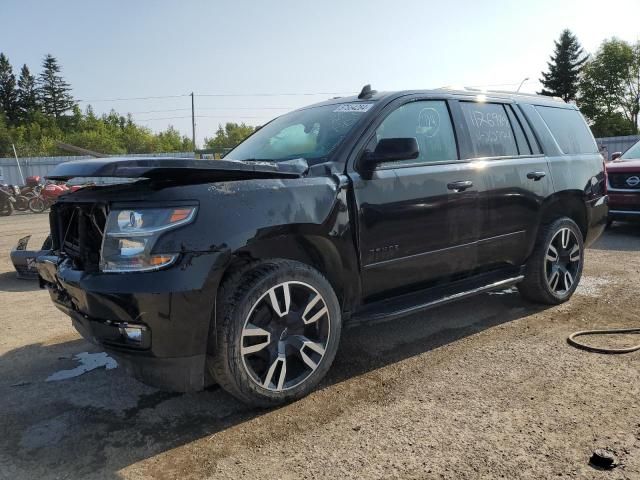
[28,196,46,213]
[209,259,342,407]
[15,195,29,211]
[518,217,584,305]
[0,200,14,216]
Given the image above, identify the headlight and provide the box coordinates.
[100,206,197,272]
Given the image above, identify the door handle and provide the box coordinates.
[526,171,546,181]
[447,180,473,192]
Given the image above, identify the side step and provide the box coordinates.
[350,268,525,325]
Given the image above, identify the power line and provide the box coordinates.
[128,106,292,114]
[128,108,191,114]
[198,106,292,110]
[196,91,353,97]
[136,114,275,121]
[77,94,190,102]
[78,91,354,103]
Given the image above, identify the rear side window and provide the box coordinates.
[460,102,518,158]
[374,100,458,164]
[505,105,532,155]
[535,106,598,154]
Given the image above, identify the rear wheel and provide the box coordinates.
[209,260,342,407]
[0,199,14,216]
[518,217,584,304]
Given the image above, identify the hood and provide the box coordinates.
[606,158,640,173]
[45,156,308,182]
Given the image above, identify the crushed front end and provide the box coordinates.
[37,192,226,392]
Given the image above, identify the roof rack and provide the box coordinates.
[438,86,565,103]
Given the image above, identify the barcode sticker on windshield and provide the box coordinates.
[333,103,373,113]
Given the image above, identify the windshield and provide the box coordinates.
[621,140,640,160]
[225,103,373,163]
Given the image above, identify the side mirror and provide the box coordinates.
[360,137,420,172]
[611,152,622,161]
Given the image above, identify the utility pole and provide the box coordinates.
[190,92,196,151]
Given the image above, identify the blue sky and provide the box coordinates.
[2,0,639,146]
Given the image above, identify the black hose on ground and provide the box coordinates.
[567,328,640,354]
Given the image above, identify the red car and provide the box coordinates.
[606,140,640,224]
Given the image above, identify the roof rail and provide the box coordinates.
[438,86,565,103]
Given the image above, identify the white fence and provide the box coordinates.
[0,152,194,185]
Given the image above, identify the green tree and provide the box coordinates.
[204,122,256,149]
[0,53,19,124]
[38,54,75,118]
[0,53,193,157]
[539,29,588,102]
[579,38,640,136]
[17,64,39,122]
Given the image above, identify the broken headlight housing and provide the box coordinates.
[100,206,197,273]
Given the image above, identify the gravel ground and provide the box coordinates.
[0,213,638,480]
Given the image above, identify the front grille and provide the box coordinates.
[51,203,107,271]
[609,172,640,190]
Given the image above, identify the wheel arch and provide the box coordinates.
[218,234,356,313]
[537,190,588,239]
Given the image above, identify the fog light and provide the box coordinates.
[120,325,144,344]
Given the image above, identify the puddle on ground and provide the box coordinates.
[46,352,118,382]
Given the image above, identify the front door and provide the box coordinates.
[349,99,482,301]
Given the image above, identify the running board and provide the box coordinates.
[350,270,524,326]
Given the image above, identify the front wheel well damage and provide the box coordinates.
[218,236,347,310]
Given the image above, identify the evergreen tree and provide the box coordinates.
[38,54,75,118]
[539,30,588,102]
[0,53,19,124]
[17,64,39,121]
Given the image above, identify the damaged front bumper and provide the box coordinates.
[37,251,227,392]
[10,235,51,279]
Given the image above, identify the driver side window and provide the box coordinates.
[374,100,458,165]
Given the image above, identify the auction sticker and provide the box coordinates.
[333,103,373,113]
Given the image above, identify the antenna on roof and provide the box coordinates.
[358,84,376,99]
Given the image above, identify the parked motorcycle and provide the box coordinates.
[9,176,43,212]
[28,181,82,213]
[0,185,16,216]
[15,184,42,211]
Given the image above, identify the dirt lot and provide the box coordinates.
[0,213,638,480]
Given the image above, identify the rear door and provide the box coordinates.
[348,98,483,301]
[452,99,553,268]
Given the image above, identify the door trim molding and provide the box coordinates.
[363,230,525,269]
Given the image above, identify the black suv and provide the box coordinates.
[37,86,608,406]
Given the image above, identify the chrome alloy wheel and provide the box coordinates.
[240,281,331,392]
[544,227,581,296]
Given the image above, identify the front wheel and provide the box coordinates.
[14,195,29,211]
[28,196,46,213]
[209,260,342,407]
[518,217,584,305]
